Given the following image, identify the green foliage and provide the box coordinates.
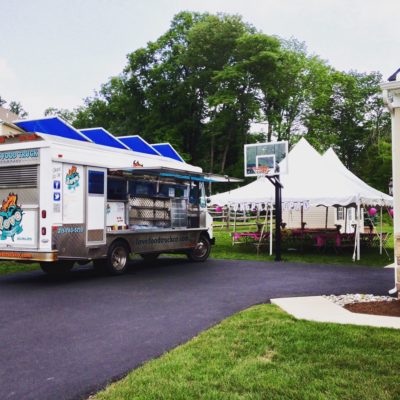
[0,96,28,117]
[44,107,76,124]
[94,304,400,400]
[8,101,28,118]
[71,11,391,188]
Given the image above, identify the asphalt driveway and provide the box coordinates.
[0,259,394,400]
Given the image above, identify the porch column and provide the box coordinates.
[381,78,400,295]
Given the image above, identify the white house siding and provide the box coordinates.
[283,206,335,229]
[283,205,365,232]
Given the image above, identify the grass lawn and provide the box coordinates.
[0,223,393,275]
[92,304,400,400]
[211,227,394,267]
[0,261,39,276]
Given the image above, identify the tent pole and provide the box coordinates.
[269,203,273,256]
[325,207,328,229]
[357,200,361,261]
[226,206,230,231]
[345,207,348,233]
[301,206,304,228]
[380,205,383,255]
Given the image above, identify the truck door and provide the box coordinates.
[86,168,106,245]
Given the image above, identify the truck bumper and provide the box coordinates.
[0,250,57,262]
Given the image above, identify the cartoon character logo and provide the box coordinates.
[0,193,23,241]
[132,160,144,168]
[66,166,80,191]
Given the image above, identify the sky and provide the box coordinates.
[1,0,399,118]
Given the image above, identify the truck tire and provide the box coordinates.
[187,234,211,262]
[106,241,129,275]
[40,261,74,276]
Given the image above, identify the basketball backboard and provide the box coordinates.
[244,141,288,177]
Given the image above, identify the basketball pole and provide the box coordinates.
[267,175,283,262]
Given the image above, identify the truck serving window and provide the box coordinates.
[88,170,104,194]
[107,178,126,200]
[129,181,156,197]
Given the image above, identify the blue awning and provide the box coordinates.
[119,135,160,156]
[14,117,91,142]
[80,128,129,150]
[109,167,242,183]
[159,172,215,182]
[152,143,184,162]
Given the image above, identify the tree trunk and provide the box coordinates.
[267,122,272,142]
[220,126,233,173]
[210,135,215,172]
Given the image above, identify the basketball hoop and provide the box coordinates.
[252,166,269,177]
[244,141,288,178]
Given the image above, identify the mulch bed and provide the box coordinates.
[344,300,400,317]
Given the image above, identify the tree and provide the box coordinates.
[8,101,28,118]
[74,12,281,174]
[71,11,391,185]
[44,107,76,124]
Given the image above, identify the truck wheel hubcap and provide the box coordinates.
[112,247,127,271]
[193,240,207,258]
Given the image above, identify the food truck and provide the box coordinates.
[0,117,232,275]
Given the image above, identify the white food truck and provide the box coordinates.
[0,117,232,275]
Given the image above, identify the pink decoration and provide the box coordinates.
[389,208,394,217]
[368,207,377,216]
[215,206,223,213]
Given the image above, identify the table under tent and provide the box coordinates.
[210,138,393,260]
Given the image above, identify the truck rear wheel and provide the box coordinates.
[187,234,211,262]
[106,241,129,275]
[40,261,74,276]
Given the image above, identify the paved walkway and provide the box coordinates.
[0,259,394,400]
[271,296,400,329]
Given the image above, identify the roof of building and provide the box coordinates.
[0,107,20,124]
[0,107,24,132]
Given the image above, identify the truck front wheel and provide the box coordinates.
[106,241,129,275]
[187,234,211,262]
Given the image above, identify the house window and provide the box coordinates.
[337,207,344,220]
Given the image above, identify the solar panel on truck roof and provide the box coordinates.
[14,117,91,142]
[79,128,129,150]
[119,135,161,156]
[152,143,184,162]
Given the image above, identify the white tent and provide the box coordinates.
[211,138,392,208]
[322,148,392,206]
[210,138,392,260]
